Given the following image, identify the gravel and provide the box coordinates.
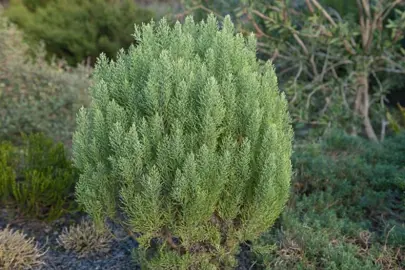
[1,207,259,270]
[0,208,140,270]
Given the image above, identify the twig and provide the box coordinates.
[310,0,337,26]
[305,0,315,14]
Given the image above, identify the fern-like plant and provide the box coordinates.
[73,15,293,269]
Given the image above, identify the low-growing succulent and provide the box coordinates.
[0,225,47,270]
[57,220,113,258]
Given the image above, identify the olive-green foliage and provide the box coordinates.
[319,0,358,19]
[5,0,154,66]
[0,12,91,145]
[0,142,16,200]
[251,131,405,269]
[0,133,77,221]
[73,15,293,269]
[387,103,405,134]
[20,0,50,11]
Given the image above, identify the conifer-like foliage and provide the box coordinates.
[73,14,293,269]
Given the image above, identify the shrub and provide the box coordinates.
[0,12,91,145]
[73,15,293,269]
[11,133,78,220]
[0,142,16,200]
[57,219,113,258]
[0,225,46,269]
[5,0,154,66]
[0,133,77,221]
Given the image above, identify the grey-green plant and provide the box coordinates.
[73,14,293,269]
[0,11,91,145]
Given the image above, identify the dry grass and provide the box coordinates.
[57,220,113,258]
[0,225,46,270]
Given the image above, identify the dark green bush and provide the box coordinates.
[0,133,78,221]
[5,0,154,66]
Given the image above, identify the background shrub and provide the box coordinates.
[319,0,358,19]
[5,0,154,66]
[0,12,91,146]
[73,15,293,269]
[180,0,405,141]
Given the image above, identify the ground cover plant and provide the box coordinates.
[72,14,293,269]
[249,130,405,269]
[57,219,113,258]
[0,225,46,269]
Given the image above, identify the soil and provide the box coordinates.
[0,206,139,270]
[0,206,258,270]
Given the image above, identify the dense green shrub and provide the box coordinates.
[5,0,154,66]
[0,133,77,220]
[0,12,91,145]
[73,15,293,269]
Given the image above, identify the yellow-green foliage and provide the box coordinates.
[57,220,113,258]
[387,103,405,133]
[0,142,16,200]
[13,133,77,220]
[0,133,77,221]
[0,225,46,270]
